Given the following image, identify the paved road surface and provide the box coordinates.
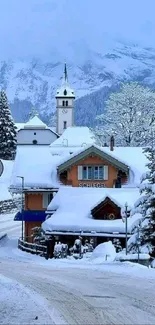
[1,258,155,324]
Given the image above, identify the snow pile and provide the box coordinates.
[151,260,155,268]
[90,241,116,262]
[115,253,150,261]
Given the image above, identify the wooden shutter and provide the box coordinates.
[78,166,83,180]
[104,166,108,180]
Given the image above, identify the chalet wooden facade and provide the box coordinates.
[15,190,57,242]
[58,146,129,188]
[12,144,142,246]
[13,145,132,243]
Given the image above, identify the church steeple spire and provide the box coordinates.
[56,63,75,135]
[64,63,68,83]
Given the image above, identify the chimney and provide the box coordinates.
[110,135,115,151]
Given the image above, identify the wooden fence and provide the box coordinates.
[18,238,47,257]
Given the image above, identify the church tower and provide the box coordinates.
[56,64,75,135]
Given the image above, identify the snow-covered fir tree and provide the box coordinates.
[94,82,155,146]
[129,134,155,256]
[0,90,17,160]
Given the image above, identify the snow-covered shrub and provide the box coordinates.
[90,241,116,262]
[112,238,122,252]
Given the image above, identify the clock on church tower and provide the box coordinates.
[55,64,75,135]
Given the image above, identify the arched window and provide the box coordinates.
[62,100,65,106]
[66,101,68,106]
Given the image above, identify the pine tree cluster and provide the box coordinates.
[0,90,17,160]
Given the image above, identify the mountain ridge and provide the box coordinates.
[1,43,155,125]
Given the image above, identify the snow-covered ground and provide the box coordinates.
[0,274,61,325]
[0,213,21,238]
[1,214,155,324]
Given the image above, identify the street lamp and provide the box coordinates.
[122,202,130,255]
[17,176,24,240]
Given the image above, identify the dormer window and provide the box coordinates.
[64,89,67,96]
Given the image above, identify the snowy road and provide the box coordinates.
[1,255,155,324]
[1,214,155,324]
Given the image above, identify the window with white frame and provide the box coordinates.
[78,165,108,181]
[82,166,92,180]
[43,192,53,208]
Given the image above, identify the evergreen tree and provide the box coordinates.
[131,134,155,256]
[94,82,155,146]
[0,90,17,160]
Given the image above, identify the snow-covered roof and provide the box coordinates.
[42,187,140,234]
[9,141,148,192]
[0,160,14,201]
[55,145,148,186]
[103,147,148,185]
[57,144,129,173]
[24,116,47,129]
[50,126,96,147]
[15,123,26,130]
[10,145,61,191]
[56,84,75,98]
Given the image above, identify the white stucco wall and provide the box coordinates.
[57,108,73,135]
[17,128,58,145]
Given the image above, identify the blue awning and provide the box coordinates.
[14,210,46,222]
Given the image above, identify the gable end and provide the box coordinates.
[58,146,129,173]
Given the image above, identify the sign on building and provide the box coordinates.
[79,183,106,188]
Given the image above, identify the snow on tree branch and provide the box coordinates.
[94,82,155,146]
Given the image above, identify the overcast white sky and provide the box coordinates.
[0,0,155,60]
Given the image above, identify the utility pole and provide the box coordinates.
[124,202,130,255]
[125,203,128,255]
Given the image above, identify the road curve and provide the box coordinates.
[1,259,155,324]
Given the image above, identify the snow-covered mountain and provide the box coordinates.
[1,43,155,125]
[1,0,155,125]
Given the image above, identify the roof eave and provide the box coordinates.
[57,146,129,174]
